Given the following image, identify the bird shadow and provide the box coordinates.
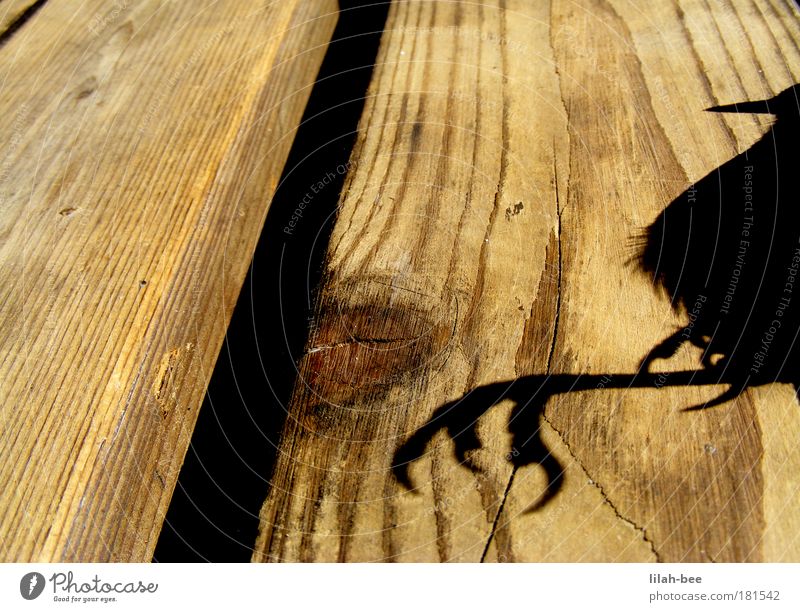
[394,84,800,509]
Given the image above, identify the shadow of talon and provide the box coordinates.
[393,377,565,511]
[392,367,763,510]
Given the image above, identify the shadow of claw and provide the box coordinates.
[391,367,752,509]
[506,391,565,511]
[392,389,498,492]
[392,378,565,511]
[681,378,749,412]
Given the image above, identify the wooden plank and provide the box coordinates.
[0,1,43,41]
[253,0,800,562]
[0,0,336,561]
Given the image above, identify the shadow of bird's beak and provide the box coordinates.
[706,99,774,114]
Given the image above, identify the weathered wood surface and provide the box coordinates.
[0,0,336,561]
[254,0,800,562]
[0,1,43,41]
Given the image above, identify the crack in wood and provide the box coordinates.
[482,141,566,562]
[540,412,662,562]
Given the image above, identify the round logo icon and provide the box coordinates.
[20,572,45,600]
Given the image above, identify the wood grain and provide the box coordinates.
[0,1,44,42]
[0,0,336,561]
[253,0,800,562]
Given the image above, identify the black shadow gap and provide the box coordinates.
[153,1,390,562]
[0,0,49,49]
